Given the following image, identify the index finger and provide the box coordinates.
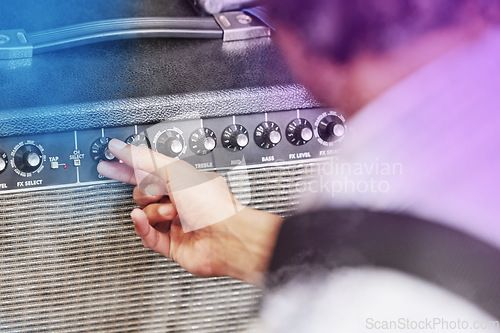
[107,139,175,174]
[108,139,222,201]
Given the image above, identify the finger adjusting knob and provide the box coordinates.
[90,137,117,163]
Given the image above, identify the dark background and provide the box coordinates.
[0,0,319,137]
[0,0,296,110]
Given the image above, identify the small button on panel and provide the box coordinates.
[0,108,346,193]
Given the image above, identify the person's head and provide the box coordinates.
[265,0,500,115]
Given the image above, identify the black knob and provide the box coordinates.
[222,124,249,151]
[154,130,185,157]
[254,121,281,149]
[125,134,151,148]
[0,150,8,174]
[14,144,43,173]
[189,128,217,155]
[317,114,345,143]
[90,137,117,163]
[286,118,313,146]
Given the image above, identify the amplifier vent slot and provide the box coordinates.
[0,162,319,332]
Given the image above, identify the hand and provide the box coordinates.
[97,139,283,285]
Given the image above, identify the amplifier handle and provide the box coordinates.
[0,12,270,60]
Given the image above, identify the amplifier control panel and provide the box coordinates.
[0,108,346,193]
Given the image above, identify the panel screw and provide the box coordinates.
[236,14,252,25]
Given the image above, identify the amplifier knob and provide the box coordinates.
[286,118,313,146]
[11,141,45,177]
[0,150,8,174]
[316,113,345,145]
[154,130,185,157]
[90,137,117,163]
[13,143,44,173]
[125,134,151,148]
[254,121,281,149]
[189,128,217,155]
[222,124,249,151]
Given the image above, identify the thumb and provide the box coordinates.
[131,208,172,258]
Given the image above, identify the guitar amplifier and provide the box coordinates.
[0,1,345,332]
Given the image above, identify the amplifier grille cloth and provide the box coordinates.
[0,162,318,332]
